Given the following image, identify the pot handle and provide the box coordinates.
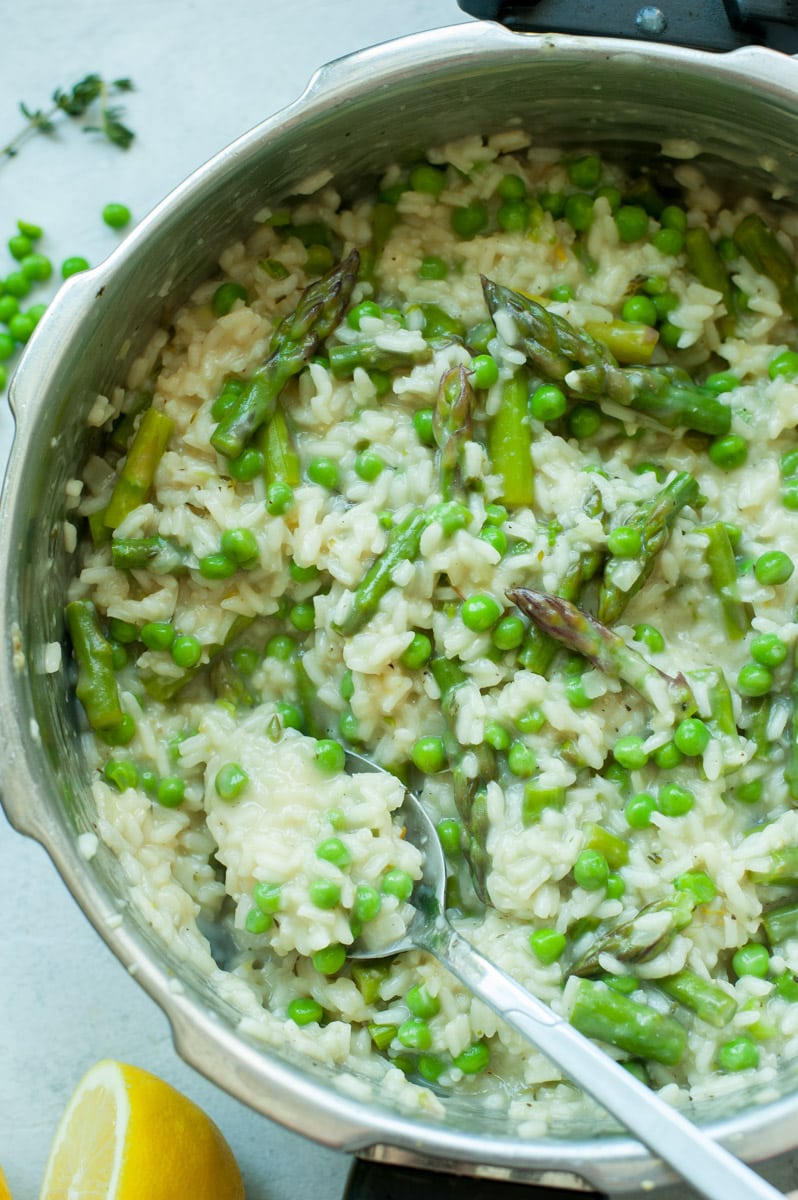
[344,1159,607,1199]
[457,0,798,53]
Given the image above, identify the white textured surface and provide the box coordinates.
[0,4,796,1198]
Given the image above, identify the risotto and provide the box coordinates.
[65,130,798,1128]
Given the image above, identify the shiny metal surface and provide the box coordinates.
[3,20,798,1194]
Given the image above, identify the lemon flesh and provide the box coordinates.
[39,1059,244,1200]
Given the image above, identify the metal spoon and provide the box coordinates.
[345,752,783,1200]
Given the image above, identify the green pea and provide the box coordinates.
[465,319,496,353]
[708,433,748,470]
[573,849,609,891]
[480,525,508,556]
[673,718,711,757]
[768,350,798,379]
[775,974,798,1002]
[8,234,32,261]
[61,256,90,278]
[660,205,687,233]
[354,448,384,482]
[484,720,511,751]
[312,944,346,975]
[409,163,446,195]
[436,818,462,858]
[0,296,19,323]
[451,202,488,240]
[621,295,657,325]
[633,623,665,653]
[252,882,281,914]
[607,526,642,558]
[3,272,30,299]
[674,870,716,904]
[595,185,622,212]
[406,983,441,1019]
[265,634,295,661]
[102,202,132,229]
[507,740,537,777]
[497,173,527,201]
[339,710,361,743]
[199,551,237,580]
[436,501,472,535]
[733,779,763,804]
[704,370,740,394]
[412,408,435,446]
[624,792,658,829]
[657,782,694,817]
[491,614,525,651]
[214,762,249,802]
[314,739,345,774]
[316,837,352,869]
[729,940,768,979]
[307,456,339,489]
[652,740,683,770]
[497,200,530,233]
[529,383,567,422]
[287,996,323,1025]
[750,633,788,667]
[417,255,448,280]
[539,191,565,217]
[612,735,649,770]
[529,928,566,965]
[563,193,594,232]
[171,635,202,669]
[100,713,136,747]
[565,674,593,708]
[210,378,244,420]
[567,404,601,439]
[289,602,315,632]
[110,642,128,671]
[353,885,382,924]
[220,527,259,564]
[738,661,773,698]
[266,480,294,515]
[347,300,382,331]
[452,1041,490,1074]
[471,354,499,390]
[20,252,52,282]
[400,632,433,669]
[615,205,649,243]
[103,759,139,791]
[417,1055,447,1083]
[717,1036,759,1072]
[381,869,414,901]
[567,154,601,189]
[652,227,684,256]
[411,735,446,774]
[108,617,137,645]
[155,776,185,808]
[8,312,36,343]
[754,550,794,585]
[0,333,15,361]
[461,593,502,632]
[309,877,341,910]
[397,1018,432,1050]
[228,447,264,482]
[289,560,319,584]
[17,218,43,239]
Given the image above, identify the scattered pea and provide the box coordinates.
[307,456,339,489]
[737,662,773,698]
[471,354,499,390]
[312,944,346,975]
[411,735,447,774]
[309,877,341,909]
[214,762,249,801]
[102,202,132,229]
[314,739,346,774]
[529,927,566,965]
[673,718,711,757]
[287,997,323,1025]
[400,632,433,669]
[529,383,567,422]
[573,848,609,891]
[61,256,90,278]
[381,869,414,901]
[754,550,794,586]
[613,735,649,770]
[717,1036,759,1072]
[625,792,658,829]
[768,350,798,380]
[709,433,748,470]
[461,593,502,632]
[607,526,642,558]
[750,633,788,667]
[171,635,202,669]
[657,782,695,817]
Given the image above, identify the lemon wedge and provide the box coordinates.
[39,1059,244,1200]
[0,1164,13,1200]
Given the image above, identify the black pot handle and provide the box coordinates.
[344,1158,607,1200]
[457,0,798,52]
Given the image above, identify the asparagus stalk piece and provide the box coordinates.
[259,406,300,488]
[508,588,695,714]
[140,614,253,702]
[700,523,751,640]
[430,655,495,902]
[785,644,798,801]
[333,508,429,637]
[434,365,474,503]
[211,250,359,459]
[598,471,700,625]
[749,847,798,887]
[684,227,737,336]
[569,978,687,1066]
[568,891,697,978]
[103,407,174,531]
[108,389,153,454]
[487,374,534,507]
[582,319,658,364]
[656,970,738,1028]
[687,667,745,772]
[328,340,429,379]
[734,212,798,321]
[111,536,194,576]
[762,901,798,947]
[65,599,124,731]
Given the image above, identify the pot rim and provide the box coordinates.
[3,20,798,1192]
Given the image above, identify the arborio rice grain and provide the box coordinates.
[66,134,798,1127]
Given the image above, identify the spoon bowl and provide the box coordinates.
[343,752,784,1200]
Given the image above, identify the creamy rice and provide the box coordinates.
[66,133,798,1126]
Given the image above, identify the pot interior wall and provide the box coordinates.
[6,28,798,1168]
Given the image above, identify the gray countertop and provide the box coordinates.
[1,4,796,1198]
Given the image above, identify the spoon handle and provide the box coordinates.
[422,918,783,1200]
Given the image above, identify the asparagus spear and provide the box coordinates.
[569,979,687,1066]
[508,588,695,714]
[582,319,658,364]
[487,374,534,507]
[598,471,700,625]
[762,901,798,947]
[211,250,359,459]
[111,536,194,575]
[749,847,798,887]
[65,599,124,731]
[734,212,798,321]
[333,507,429,637]
[700,523,751,640]
[104,407,174,530]
[434,365,473,502]
[568,891,697,978]
[683,227,736,337]
[785,644,798,801]
[108,389,153,454]
[259,406,300,488]
[328,340,429,379]
[430,656,494,901]
[481,276,731,435]
[656,970,738,1028]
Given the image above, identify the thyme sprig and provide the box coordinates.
[2,74,135,162]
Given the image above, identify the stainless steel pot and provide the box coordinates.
[3,14,798,1196]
